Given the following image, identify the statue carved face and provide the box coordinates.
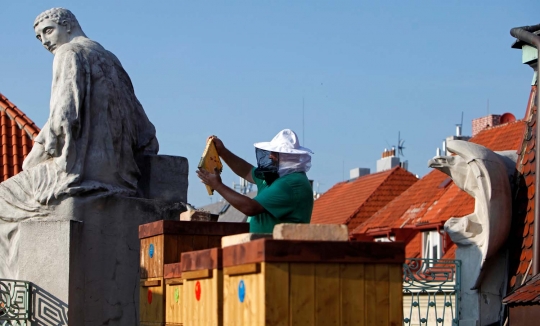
[34,19,70,54]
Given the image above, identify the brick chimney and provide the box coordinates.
[472,114,501,137]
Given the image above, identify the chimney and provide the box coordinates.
[376,149,400,172]
[349,168,370,180]
[472,114,501,136]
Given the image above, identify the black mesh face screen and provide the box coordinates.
[254,148,279,182]
[255,149,278,172]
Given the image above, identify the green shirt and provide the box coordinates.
[249,167,313,233]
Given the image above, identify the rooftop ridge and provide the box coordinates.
[470,119,523,138]
[0,93,40,139]
[344,166,415,226]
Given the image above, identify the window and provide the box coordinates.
[374,236,395,242]
[422,230,442,261]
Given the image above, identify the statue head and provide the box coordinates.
[34,8,86,54]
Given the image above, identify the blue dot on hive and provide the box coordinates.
[149,244,154,258]
[238,280,245,303]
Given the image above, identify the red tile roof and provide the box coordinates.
[507,86,537,291]
[352,119,526,237]
[441,243,457,260]
[405,232,422,259]
[311,166,418,231]
[504,272,540,305]
[0,93,40,181]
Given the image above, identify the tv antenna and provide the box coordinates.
[397,131,406,157]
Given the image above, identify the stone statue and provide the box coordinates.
[0,8,159,278]
[428,140,516,287]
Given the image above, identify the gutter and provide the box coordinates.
[511,24,540,274]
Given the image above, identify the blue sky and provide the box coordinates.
[1,1,538,207]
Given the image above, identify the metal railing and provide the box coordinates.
[0,279,31,326]
[403,258,461,326]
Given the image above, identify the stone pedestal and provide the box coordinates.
[18,195,185,326]
[457,246,507,326]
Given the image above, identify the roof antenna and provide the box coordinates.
[456,111,464,136]
[397,131,406,157]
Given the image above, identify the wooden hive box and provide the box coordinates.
[181,247,223,326]
[140,277,165,326]
[222,239,405,326]
[164,263,184,326]
[139,220,249,279]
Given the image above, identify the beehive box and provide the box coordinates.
[181,247,223,326]
[140,277,165,326]
[139,220,249,279]
[164,262,183,326]
[222,239,404,326]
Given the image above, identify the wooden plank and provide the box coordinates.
[223,265,264,325]
[182,269,212,280]
[314,263,340,326]
[388,264,403,326]
[264,263,289,326]
[375,264,390,325]
[182,269,222,326]
[340,263,365,326]
[192,235,210,251]
[177,235,194,261]
[141,279,162,287]
[223,274,232,326]
[208,235,222,248]
[165,278,183,285]
[164,263,182,279]
[364,265,377,326]
[139,220,249,239]
[164,235,179,264]
[182,278,195,325]
[216,270,223,326]
[141,235,165,279]
[165,281,183,324]
[181,248,222,272]
[290,263,315,326]
[222,239,405,267]
[223,263,260,276]
[140,277,165,323]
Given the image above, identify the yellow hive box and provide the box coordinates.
[181,248,223,326]
[140,277,165,326]
[164,263,183,326]
[222,239,405,326]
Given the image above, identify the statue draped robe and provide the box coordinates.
[0,38,158,277]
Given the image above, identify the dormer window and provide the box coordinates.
[374,236,395,242]
[422,230,443,261]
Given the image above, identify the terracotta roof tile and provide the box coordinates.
[311,166,418,231]
[352,119,526,237]
[441,243,457,260]
[0,93,40,181]
[508,85,537,291]
[404,232,422,259]
[504,272,540,305]
[352,169,450,234]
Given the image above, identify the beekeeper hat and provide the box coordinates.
[254,129,313,154]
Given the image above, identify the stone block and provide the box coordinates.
[221,232,273,248]
[273,223,349,241]
[137,154,188,203]
[18,195,185,325]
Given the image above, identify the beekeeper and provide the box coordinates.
[196,129,314,233]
